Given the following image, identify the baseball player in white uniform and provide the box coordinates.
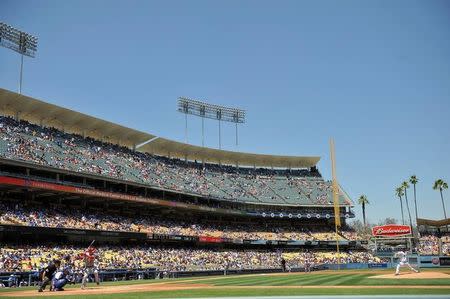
[394,251,419,275]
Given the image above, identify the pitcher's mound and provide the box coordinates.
[370,271,450,279]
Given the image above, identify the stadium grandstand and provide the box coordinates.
[0,88,372,286]
[0,88,353,212]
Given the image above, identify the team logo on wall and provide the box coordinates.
[371,225,412,237]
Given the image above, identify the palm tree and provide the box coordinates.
[433,179,448,219]
[396,187,405,225]
[401,181,413,229]
[409,175,419,223]
[358,195,369,226]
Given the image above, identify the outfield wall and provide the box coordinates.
[420,256,450,268]
[326,263,389,270]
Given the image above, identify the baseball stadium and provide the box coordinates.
[0,87,448,299]
[0,0,450,299]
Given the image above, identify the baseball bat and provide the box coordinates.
[87,240,95,250]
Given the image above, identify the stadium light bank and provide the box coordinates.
[0,22,38,94]
[177,97,246,149]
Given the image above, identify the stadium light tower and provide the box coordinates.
[177,97,246,149]
[0,22,38,94]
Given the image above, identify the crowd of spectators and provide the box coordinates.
[340,230,361,241]
[0,116,344,205]
[0,244,384,273]
[283,251,384,265]
[0,202,363,241]
[287,178,332,205]
[417,233,450,255]
[419,234,440,255]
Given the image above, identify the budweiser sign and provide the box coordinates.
[372,225,411,237]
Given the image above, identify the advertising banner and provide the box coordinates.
[199,236,223,243]
[368,263,388,268]
[372,225,412,237]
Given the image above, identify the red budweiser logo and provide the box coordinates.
[372,225,411,237]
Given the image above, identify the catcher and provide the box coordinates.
[51,267,74,291]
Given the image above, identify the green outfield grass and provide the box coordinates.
[191,272,450,286]
[1,288,450,299]
[0,269,449,298]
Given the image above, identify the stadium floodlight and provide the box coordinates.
[0,22,38,94]
[177,97,246,149]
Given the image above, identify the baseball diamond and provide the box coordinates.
[1,269,450,298]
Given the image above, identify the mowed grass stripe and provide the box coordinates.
[212,276,287,286]
[250,276,314,286]
[298,274,350,286]
[210,277,268,286]
[256,273,352,286]
[359,278,450,286]
[263,275,322,286]
[320,274,367,286]
[212,273,335,286]
[210,274,306,286]
[212,273,361,286]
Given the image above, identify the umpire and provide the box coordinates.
[281,258,287,272]
[38,259,61,292]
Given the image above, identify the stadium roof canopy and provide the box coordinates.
[0,88,320,168]
[417,218,450,228]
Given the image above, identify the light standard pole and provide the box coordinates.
[177,97,245,150]
[0,22,38,94]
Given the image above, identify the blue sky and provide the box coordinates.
[1,0,449,223]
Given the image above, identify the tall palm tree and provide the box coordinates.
[409,175,419,223]
[358,195,369,226]
[395,187,405,225]
[433,179,448,219]
[401,181,413,229]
